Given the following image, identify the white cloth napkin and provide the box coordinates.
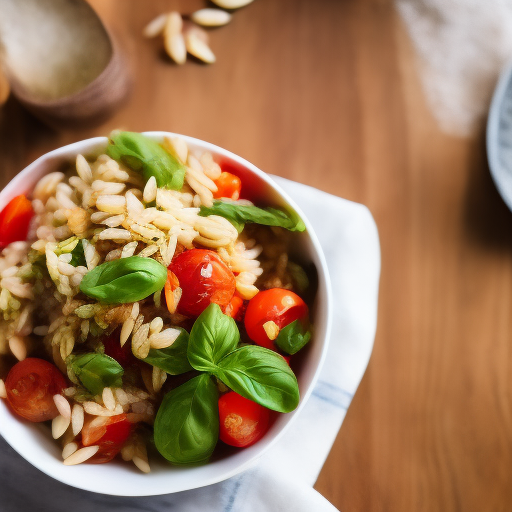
[396,0,512,137]
[0,178,380,512]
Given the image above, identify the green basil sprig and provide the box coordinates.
[144,328,193,375]
[274,319,312,355]
[154,374,219,465]
[199,200,306,233]
[215,346,299,412]
[187,304,239,372]
[106,131,186,190]
[79,256,167,304]
[70,241,86,267]
[69,353,124,395]
[153,304,302,465]
[55,237,86,267]
[287,261,309,293]
[186,305,299,412]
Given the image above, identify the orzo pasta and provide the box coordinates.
[0,132,315,469]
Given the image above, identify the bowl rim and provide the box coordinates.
[487,59,512,212]
[0,131,332,496]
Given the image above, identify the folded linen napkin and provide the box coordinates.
[396,0,512,137]
[0,178,380,512]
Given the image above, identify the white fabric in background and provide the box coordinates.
[0,178,380,512]
[396,0,512,136]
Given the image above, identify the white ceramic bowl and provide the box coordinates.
[0,132,332,496]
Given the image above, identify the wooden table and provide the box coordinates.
[2,0,512,510]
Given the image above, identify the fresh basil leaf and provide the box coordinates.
[79,256,167,304]
[69,240,86,267]
[199,200,306,233]
[106,131,186,190]
[144,328,193,375]
[188,303,240,372]
[287,261,309,293]
[215,346,300,413]
[69,353,124,395]
[274,319,311,355]
[154,374,219,465]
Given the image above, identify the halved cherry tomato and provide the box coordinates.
[224,293,244,321]
[164,270,180,314]
[102,330,137,368]
[213,172,242,200]
[0,195,34,249]
[244,288,308,350]
[81,414,133,464]
[219,391,270,448]
[5,358,67,422]
[169,249,235,317]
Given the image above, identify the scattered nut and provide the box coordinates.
[143,13,169,38]
[211,0,254,8]
[191,8,232,27]
[185,31,216,64]
[164,12,186,65]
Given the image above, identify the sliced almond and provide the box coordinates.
[185,32,216,64]
[191,8,232,27]
[0,379,6,399]
[143,13,169,38]
[164,12,186,65]
[211,0,254,8]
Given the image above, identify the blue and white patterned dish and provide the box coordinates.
[487,61,512,211]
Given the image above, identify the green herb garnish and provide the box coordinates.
[79,256,167,304]
[199,200,306,233]
[274,319,312,355]
[69,353,124,395]
[106,131,186,190]
[153,304,300,465]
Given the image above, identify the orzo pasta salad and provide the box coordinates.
[0,132,315,470]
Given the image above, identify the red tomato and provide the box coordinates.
[213,172,242,200]
[4,358,67,422]
[82,414,133,464]
[244,288,308,350]
[169,249,236,317]
[224,293,245,321]
[218,392,270,448]
[0,195,34,249]
[102,330,137,368]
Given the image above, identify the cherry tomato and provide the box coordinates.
[4,358,67,422]
[213,172,242,201]
[244,288,308,350]
[218,392,270,448]
[102,330,137,368]
[81,414,133,464]
[164,270,180,314]
[169,249,236,317]
[224,293,245,321]
[0,195,34,249]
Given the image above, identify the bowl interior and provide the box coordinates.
[0,132,332,496]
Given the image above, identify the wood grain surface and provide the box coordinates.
[2,0,512,510]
